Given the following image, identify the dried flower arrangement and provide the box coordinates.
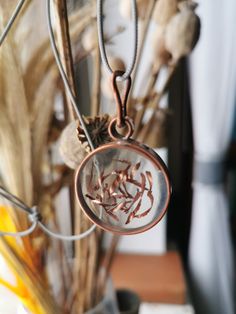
[0,0,200,313]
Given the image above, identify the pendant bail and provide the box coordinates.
[112,70,132,128]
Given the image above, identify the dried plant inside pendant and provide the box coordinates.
[75,71,171,234]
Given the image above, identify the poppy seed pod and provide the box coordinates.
[165,2,200,61]
[59,120,89,169]
[152,0,178,26]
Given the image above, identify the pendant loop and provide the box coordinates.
[112,70,132,128]
[108,117,134,140]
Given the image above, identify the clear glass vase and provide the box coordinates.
[85,279,119,314]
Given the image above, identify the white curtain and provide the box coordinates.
[189,1,236,314]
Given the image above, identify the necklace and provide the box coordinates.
[75,0,171,235]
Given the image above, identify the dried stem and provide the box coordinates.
[95,235,120,303]
[128,0,156,113]
[91,30,101,116]
[84,231,99,310]
[134,64,177,137]
[53,0,77,121]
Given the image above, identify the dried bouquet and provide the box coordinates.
[0,0,200,313]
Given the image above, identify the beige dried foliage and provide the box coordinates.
[153,0,179,26]
[0,32,33,211]
[165,1,200,61]
[0,4,61,312]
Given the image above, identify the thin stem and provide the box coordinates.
[96,235,119,303]
[134,64,177,137]
[128,0,156,113]
[91,23,101,116]
[53,0,77,121]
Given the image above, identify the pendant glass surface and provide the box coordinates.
[75,140,171,235]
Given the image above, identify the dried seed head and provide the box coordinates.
[77,115,112,150]
[178,1,198,11]
[153,0,179,26]
[119,0,149,20]
[165,4,200,61]
[151,27,172,70]
[59,120,89,169]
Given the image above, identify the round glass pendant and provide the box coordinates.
[75,140,171,235]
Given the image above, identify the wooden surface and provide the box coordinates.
[110,251,186,304]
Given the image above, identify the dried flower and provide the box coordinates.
[77,114,112,150]
[165,1,200,61]
[59,120,89,169]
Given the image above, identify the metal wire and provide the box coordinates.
[0,187,96,241]
[97,0,138,81]
[0,187,32,214]
[0,0,28,46]
[0,221,38,238]
[46,0,95,151]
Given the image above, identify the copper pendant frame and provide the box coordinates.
[75,139,171,235]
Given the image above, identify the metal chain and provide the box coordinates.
[97,0,138,81]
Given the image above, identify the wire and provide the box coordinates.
[38,221,96,241]
[0,187,32,214]
[97,0,138,81]
[0,0,27,46]
[0,187,96,241]
[46,0,95,151]
[0,221,37,238]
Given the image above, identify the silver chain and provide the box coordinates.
[97,0,138,80]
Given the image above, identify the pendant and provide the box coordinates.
[75,71,171,235]
[75,138,171,235]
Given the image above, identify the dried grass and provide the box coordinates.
[0,0,199,312]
